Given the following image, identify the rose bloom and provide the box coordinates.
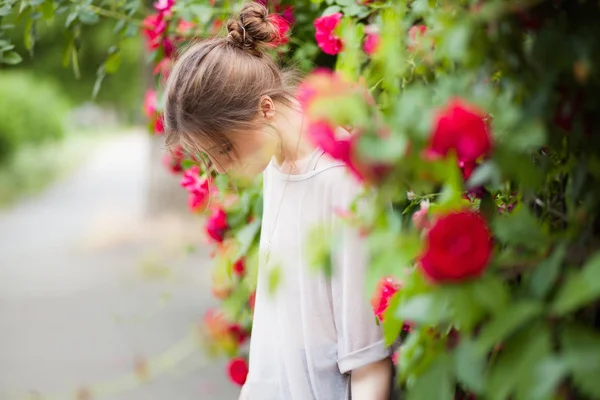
[371,276,400,321]
[420,211,492,283]
[269,14,291,46]
[205,207,228,243]
[153,0,174,13]
[412,200,430,231]
[314,13,343,55]
[363,31,381,55]
[188,181,210,213]
[227,357,249,386]
[233,258,245,277]
[228,323,248,345]
[162,146,184,174]
[142,14,167,50]
[154,114,164,134]
[408,24,427,51]
[143,90,157,118]
[429,98,492,164]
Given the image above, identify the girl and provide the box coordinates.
[163,3,393,399]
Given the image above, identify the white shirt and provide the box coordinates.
[245,148,390,400]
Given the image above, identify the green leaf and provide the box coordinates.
[65,11,78,28]
[396,292,450,326]
[561,324,600,398]
[466,161,502,189]
[526,356,568,400]
[470,275,509,315]
[105,50,121,74]
[475,301,543,353]
[40,0,53,19]
[92,65,105,99]
[78,10,99,24]
[342,3,364,16]
[552,251,600,315]
[322,5,340,15]
[2,51,22,64]
[407,354,454,400]
[441,284,485,332]
[453,337,486,394]
[492,204,548,251]
[485,323,551,400]
[382,292,403,346]
[527,243,567,299]
[233,219,260,260]
[24,19,34,53]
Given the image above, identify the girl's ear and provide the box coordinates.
[259,96,276,120]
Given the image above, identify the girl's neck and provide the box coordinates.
[272,101,316,174]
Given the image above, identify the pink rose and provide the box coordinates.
[412,200,430,231]
[408,24,427,51]
[153,0,174,13]
[205,207,228,243]
[143,90,157,118]
[142,14,167,50]
[314,13,343,55]
[269,14,291,46]
[363,32,380,55]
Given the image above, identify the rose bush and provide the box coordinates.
[4,0,600,399]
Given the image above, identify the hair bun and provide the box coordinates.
[226,3,278,56]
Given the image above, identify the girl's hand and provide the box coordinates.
[350,357,393,400]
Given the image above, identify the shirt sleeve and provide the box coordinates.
[329,169,391,375]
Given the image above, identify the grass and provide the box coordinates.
[0,127,132,208]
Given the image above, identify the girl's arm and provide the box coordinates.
[350,357,393,400]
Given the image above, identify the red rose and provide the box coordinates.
[429,98,492,164]
[371,276,400,321]
[233,258,245,277]
[420,211,492,283]
[314,13,343,55]
[227,357,249,386]
[228,324,248,345]
[206,207,228,243]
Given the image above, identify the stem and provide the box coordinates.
[88,5,143,25]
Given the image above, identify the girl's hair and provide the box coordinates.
[163,2,299,162]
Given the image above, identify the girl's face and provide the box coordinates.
[204,125,277,177]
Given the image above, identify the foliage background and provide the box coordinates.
[2,0,600,399]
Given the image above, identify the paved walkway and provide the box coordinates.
[0,131,239,400]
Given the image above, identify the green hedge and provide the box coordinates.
[0,71,69,163]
